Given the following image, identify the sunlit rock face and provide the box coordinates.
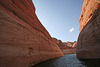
[77,0,100,59]
[72,41,77,48]
[0,0,63,67]
[52,38,65,49]
[52,38,76,54]
[62,41,76,54]
[79,0,100,32]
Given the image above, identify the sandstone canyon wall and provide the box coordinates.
[52,38,66,49]
[62,41,76,54]
[77,0,100,59]
[0,0,63,67]
[52,38,76,54]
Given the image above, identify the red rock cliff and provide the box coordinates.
[77,0,100,59]
[0,0,63,67]
[79,0,100,32]
[52,38,65,49]
[52,38,76,54]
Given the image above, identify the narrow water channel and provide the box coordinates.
[32,54,100,67]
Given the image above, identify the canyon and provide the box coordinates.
[0,0,63,67]
[0,0,100,67]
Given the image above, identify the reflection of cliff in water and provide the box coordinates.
[32,54,100,67]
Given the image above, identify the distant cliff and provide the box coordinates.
[0,0,63,67]
[52,37,77,54]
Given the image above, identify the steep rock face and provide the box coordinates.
[0,0,63,67]
[72,41,77,48]
[63,41,77,48]
[63,42,73,47]
[79,0,100,32]
[77,0,100,59]
[63,42,76,54]
[52,38,65,49]
[52,38,76,54]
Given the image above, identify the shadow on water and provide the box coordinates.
[31,57,60,67]
[32,54,100,67]
[79,59,100,67]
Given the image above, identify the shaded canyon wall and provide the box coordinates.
[0,0,63,67]
[77,0,100,59]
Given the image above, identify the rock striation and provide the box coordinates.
[79,0,100,32]
[77,0,100,59]
[0,0,63,67]
[52,38,76,54]
[63,41,76,47]
[52,38,66,49]
[62,41,76,54]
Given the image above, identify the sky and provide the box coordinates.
[32,0,84,42]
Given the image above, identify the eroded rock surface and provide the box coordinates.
[63,41,77,48]
[52,38,76,54]
[52,38,65,49]
[77,0,100,59]
[79,0,100,32]
[0,0,63,67]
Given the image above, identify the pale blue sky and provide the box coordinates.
[32,0,84,42]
